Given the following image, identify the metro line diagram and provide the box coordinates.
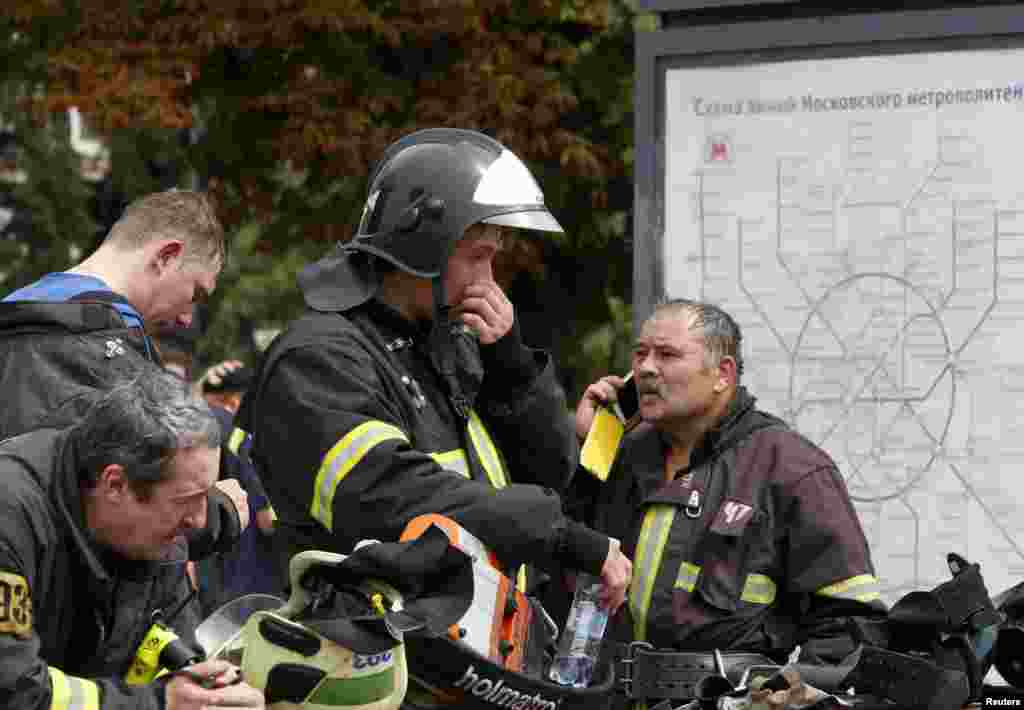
[683,120,1024,599]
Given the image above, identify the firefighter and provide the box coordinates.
[0,373,265,710]
[236,128,631,622]
[573,298,887,709]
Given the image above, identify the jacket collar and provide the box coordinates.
[0,300,128,333]
[0,301,154,363]
[358,298,432,343]
[354,298,484,411]
[51,430,113,587]
[663,385,763,470]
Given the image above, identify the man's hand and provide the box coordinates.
[165,659,264,709]
[214,479,250,532]
[192,359,244,398]
[575,375,629,442]
[456,282,514,345]
[599,537,632,616]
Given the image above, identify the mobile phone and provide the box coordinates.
[612,371,639,422]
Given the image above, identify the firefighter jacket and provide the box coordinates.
[0,299,244,555]
[236,299,610,582]
[0,427,240,710]
[0,298,161,441]
[577,386,885,661]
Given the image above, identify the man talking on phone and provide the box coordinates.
[573,298,886,709]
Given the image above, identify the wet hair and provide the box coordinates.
[650,298,745,381]
[71,371,222,500]
[104,189,226,267]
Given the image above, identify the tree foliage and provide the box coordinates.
[5,0,649,397]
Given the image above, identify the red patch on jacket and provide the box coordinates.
[709,499,754,536]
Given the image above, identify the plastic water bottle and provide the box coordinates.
[548,572,609,688]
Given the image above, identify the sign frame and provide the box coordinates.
[636,0,795,11]
[633,3,1024,333]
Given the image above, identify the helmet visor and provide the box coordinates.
[469,149,562,233]
[483,209,563,233]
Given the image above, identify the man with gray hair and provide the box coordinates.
[573,298,885,708]
[0,372,264,710]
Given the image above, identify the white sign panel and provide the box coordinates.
[665,47,1024,602]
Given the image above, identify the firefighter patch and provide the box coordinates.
[709,499,754,536]
[0,571,33,638]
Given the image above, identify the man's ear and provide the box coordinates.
[715,356,737,393]
[152,240,185,274]
[96,464,130,502]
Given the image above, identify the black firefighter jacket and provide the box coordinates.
[573,386,887,664]
[0,428,239,710]
[0,299,158,441]
[236,300,609,583]
[0,300,243,562]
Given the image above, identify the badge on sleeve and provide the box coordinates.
[709,499,755,536]
[0,571,33,638]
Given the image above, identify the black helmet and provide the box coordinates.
[299,128,563,312]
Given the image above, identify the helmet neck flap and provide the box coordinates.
[298,128,564,418]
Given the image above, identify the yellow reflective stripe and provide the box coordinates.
[467,410,508,488]
[433,444,526,591]
[228,427,247,455]
[430,449,471,478]
[674,561,700,593]
[630,505,676,643]
[48,668,99,710]
[673,564,777,605]
[741,573,777,605]
[311,421,409,532]
[49,668,70,710]
[816,574,881,603]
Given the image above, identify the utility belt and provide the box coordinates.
[610,641,974,710]
[610,642,775,701]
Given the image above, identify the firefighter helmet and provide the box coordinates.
[299,128,563,312]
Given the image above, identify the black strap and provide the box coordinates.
[67,289,134,307]
[67,290,159,364]
[613,644,774,700]
[616,643,972,710]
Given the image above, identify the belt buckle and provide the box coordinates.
[618,641,653,698]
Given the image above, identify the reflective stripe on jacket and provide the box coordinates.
[0,429,199,710]
[237,300,604,584]
[588,387,884,653]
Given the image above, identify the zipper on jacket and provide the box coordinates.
[385,336,413,352]
[94,608,107,647]
[401,375,427,410]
